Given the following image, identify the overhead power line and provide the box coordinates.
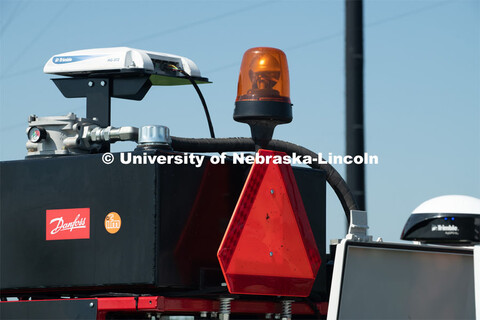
[1,0,456,80]
[205,0,456,74]
[0,1,28,36]
[1,0,278,80]
[118,0,279,46]
[3,1,72,75]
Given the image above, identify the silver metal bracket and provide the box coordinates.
[345,210,373,242]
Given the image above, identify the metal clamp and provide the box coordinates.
[345,210,373,242]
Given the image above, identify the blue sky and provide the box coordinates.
[1,0,479,245]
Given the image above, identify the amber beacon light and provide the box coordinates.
[234,47,292,149]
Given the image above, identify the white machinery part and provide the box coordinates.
[43,47,202,78]
[412,194,480,215]
[327,239,475,320]
[475,245,480,320]
[401,194,480,244]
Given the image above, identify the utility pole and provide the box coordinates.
[345,0,366,211]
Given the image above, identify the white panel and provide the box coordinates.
[328,242,475,320]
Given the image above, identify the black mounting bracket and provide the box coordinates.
[52,76,152,127]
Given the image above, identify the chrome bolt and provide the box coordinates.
[270,189,274,194]
[88,81,94,87]
[269,251,273,256]
[100,80,106,86]
[89,302,94,308]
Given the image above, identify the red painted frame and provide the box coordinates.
[1,297,328,318]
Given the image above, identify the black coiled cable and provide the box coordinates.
[170,136,358,222]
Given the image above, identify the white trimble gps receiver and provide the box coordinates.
[26,47,211,157]
[401,195,480,245]
[44,47,209,85]
[41,47,210,126]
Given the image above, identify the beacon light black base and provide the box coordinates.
[234,100,292,149]
[233,100,292,123]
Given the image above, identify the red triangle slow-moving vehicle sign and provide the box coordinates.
[217,149,321,297]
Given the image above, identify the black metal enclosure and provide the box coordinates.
[0,151,327,298]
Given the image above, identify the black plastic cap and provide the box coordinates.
[401,213,480,245]
[234,100,292,124]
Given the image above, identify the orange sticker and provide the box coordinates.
[104,212,121,234]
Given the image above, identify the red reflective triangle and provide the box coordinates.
[217,149,321,297]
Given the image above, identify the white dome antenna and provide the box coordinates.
[401,195,480,245]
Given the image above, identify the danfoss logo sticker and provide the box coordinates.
[46,208,90,240]
[105,212,121,234]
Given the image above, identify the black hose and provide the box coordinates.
[170,136,358,221]
[184,76,216,139]
[169,65,216,138]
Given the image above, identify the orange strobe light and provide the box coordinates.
[234,47,293,149]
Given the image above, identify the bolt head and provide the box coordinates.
[270,189,274,194]
[88,81,94,87]
[100,80,106,86]
[89,302,94,308]
[269,251,273,256]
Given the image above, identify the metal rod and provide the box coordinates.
[346,0,366,211]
